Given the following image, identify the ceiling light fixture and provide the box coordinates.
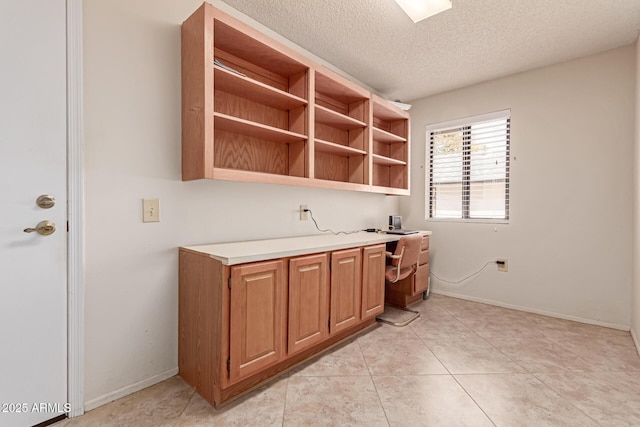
[393,0,452,23]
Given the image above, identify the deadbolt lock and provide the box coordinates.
[24,220,56,236]
[36,194,55,209]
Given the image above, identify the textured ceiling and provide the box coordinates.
[220,0,640,103]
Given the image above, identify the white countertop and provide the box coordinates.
[181,230,431,265]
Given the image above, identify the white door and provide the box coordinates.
[0,0,68,426]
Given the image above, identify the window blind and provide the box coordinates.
[427,110,510,221]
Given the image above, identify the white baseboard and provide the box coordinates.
[632,329,640,358]
[83,367,179,413]
[431,289,630,331]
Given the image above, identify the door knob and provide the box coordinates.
[23,220,56,235]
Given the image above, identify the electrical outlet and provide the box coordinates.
[143,198,160,223]
[299,205,308,221]
[497,258,508,272]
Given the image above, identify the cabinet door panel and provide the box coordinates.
[330,248,362,334]
[362,244,386,320]
[229,260,285,382]
[289,254,329,354]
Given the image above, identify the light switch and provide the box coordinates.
[142,198,160,223]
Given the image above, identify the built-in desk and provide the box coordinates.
[178,230,431,407]
[181,230,431,265]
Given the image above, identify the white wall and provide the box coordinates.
[632,35,640,351]
[401,46,636,328]
[83,0,398,408]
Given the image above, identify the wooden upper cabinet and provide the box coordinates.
[181,3,311,183]
[361,244,386,320]
[370,94,410,195]
[181,3,410,195]
[229,259,286,383]
[329,248,362,334]
[313,68,370,189]
[288,254,329,355]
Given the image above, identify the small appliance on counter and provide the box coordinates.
[387,215,419,235]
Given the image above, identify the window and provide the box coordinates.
[427,110,510,222]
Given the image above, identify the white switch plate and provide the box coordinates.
[143,198,160,223]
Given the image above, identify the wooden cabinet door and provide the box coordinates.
[362,244,386,320]
[229,260,285,382]
[330,248,362,334]
[288,254,329,355]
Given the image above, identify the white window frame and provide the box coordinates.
[426,109,511,224]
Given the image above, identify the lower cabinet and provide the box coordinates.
[288,253,329,354]
[330,248,362,334]
[361,244,386,320]
[179,244,384,408]
[229,260,286,383]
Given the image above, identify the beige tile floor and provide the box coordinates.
[53,294,640,426]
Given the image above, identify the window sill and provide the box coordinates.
[426,218,509,225]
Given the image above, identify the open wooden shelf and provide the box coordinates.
[370,94,410,193]
[214,65,308,111]
[315,105,366,131]
[214,113,307,144]
[212,168,311,185]
[371,97,407,122]
[372,126,406,144]
[315,70,369,105]
[214,18,309,81]
[372,154,407,166]
[312,68,370,186]
[315,139,366,156]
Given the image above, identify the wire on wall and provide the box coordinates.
[431,261,496,288]
[306,209,362,235]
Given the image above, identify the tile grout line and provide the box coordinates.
[410,322,455,376]
[280,374,290,426]
[428,298,521,427]
[531,372,602,426]
[450,314,533,374]
[175,388,197,420]
[356,336,392,427]
[429,298,498,426]
[411,309,502,426]
[448,372,498,427]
